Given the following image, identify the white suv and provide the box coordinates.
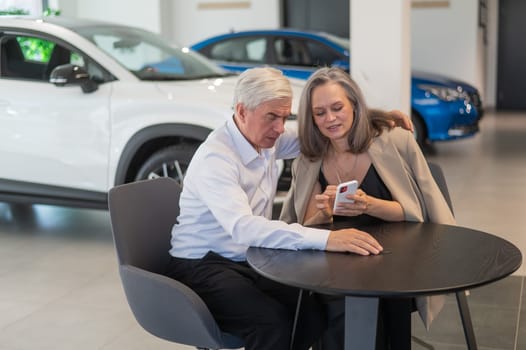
[0,17,302,209]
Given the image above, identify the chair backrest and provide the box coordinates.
[1,38,24,77]
[108,177,181,274]
[1,37,46,79]
[108,178,245,349]
[427,162,454,215]
[44,44,71,80]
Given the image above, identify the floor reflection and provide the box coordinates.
[0,202,112,241]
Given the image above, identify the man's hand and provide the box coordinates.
[388,110,413,132]
[326,228,383,255]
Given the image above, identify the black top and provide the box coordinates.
[319,164,392,226]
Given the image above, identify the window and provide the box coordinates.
[245,38,266,62]
[210,40,239,61]
[1,35,50,80]
[94,33,177,71]
[17,36,55,63]
[0,33,112,83]
[305,40,342,68]
[74,25,222,79]
[210,37,266,63]
[274,38,310,66]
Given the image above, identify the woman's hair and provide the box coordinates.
[297,67,393,160]
[233,67,292,110]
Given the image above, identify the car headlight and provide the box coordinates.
[418,84,471,102]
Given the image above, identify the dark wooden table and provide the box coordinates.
[246,221,522,350]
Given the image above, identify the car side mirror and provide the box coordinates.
[49,64,98,93]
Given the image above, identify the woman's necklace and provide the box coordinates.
[331,152,359,184]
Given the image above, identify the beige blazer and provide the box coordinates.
[280,127,456,328]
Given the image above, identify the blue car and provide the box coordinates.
[191,29,483,147]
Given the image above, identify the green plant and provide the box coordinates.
[43,8,61,16]
[0,7,29,15]
[17,37,54,62]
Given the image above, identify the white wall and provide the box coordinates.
[58,0,279,47]
[352,0,411,113]
[411,0,485,92]
[0,0,41,14]
[58,0,162,33]
[170,0,280,46]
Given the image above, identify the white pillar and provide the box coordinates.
[350,0,411,114]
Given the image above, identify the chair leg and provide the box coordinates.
[290,289,304,350]
[456,290,478,350]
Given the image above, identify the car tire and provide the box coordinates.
[411,113,427,148]
[135,144,198,185]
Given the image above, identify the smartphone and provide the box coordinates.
[333,180,359,212]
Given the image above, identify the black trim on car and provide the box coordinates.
[114,123,212,185]
[0,178,108,209]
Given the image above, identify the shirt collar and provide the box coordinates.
[226,116,274,165]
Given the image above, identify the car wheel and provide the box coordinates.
[411,113,426,148]
[135,144,198,185]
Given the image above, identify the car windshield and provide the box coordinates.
[72,25,231,81]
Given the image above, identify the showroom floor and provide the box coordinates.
[0,109,525,350]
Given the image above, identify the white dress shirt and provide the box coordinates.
[169,117,330,261]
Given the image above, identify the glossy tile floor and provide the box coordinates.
[0,110,524,350]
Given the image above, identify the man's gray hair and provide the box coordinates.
[233,67,292,110]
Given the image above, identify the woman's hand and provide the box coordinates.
[334,189,405,222]
[333,189,369,216]
[314,185,337,219]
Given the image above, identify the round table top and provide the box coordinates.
[246,222,522,297]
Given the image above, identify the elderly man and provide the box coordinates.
[166,67,409,350]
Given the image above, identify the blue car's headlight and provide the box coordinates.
[418,84,471,102]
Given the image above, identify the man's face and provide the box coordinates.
[235,98,292,151]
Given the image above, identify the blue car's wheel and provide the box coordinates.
[411,113,427,148]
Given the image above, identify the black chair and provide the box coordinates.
[428,162,477,350]
[108,177,244,350]
[1,38,24,77]
[427,162,453,213]
[0,37,46,79]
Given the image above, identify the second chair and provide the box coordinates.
[108,177,244,350]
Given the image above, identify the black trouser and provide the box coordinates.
[378,298,413,350]
[316,296,413,350]
[166,251,326,350]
